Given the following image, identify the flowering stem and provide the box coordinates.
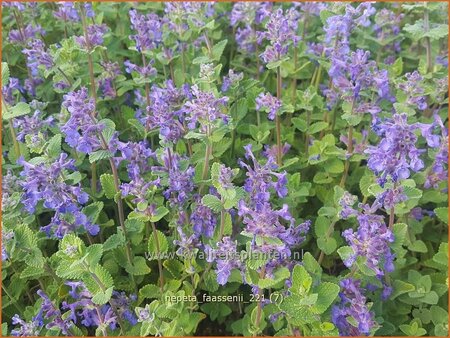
[141,54,151,108]
[2,99,21,158]
[388,207,395,230]
[339,125,353,188]
[317,219,338,265]
[150,221,165,292]
[200,127,212,194]
[339,98,356,187]
[275,66,283,166]
[253,266,266,337]
[423,4,433,73]
[80,7,97,104]
[81,261,125,333]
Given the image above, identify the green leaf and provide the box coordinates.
[308,121,328,134]
[92,286,113,305]
[150,206,169,222]
[100,174,116,199]
[89,150,113,163]
[2,62,9,85]
[317,236,337,255]
[3,102,31,120]
[46,134,62,158]
[139,284,160,299]
[391,280,415,300]
[291,265,312,294]
[434,207,448,224]
[83,202,104,224]
[103,233,125,251]
[311,282,340,314]
[426,24,448,40]
[201,194,222,213]
[258,267,290,289]
[125,256,151,276]
[148,230,169,257]
[212,39,228,60]
[337,246,354,263]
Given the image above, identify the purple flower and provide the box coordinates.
[22,39,53,76]
[191,200,217,238]
[341,201,395,277]
[397,71,428,110]
[238,144,287,209]
[221,69,244,92]
[129,9,162,52]
[8,24,44,45]
[183,85,228,132]
[366,114,425,185]
[1,229,14,261]
[255,92,281,120]
[61,88,118,154]
[37,290,74,335]
[10,315,42,336]
[230,2,272,26]
[258,8,300,63]
[124,59,157,78]
[13,110,54,143]
[205,237,242,285]
[378,186,407,210]
[75,24,108,49]
[53,2,80,22]
[332,278,376,336]
[2,77,22,105]
[235,25,257,53]
[152,149,195,207]
[164,2,215,31]
[142,80,187,143]
[173,226,200,256]
[18,154,98,238]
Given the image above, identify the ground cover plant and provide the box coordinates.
[1,1,449,336]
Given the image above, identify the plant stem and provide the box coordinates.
[275,66,283,167]
[2,99,21,158]
[141,53,151,108]
[388,206,395,230]
[423,3,433,73]
[80,7,97,104]
[253,266,266,337]
[2,284,24,313]
[150,221,164,292]
[339,99,356,188]
[317,219,338,265]
[199,126,212,194]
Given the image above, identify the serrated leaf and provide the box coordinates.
[2,62,9,85]
[150,206,169,222]
[311,282,340,314]
[100,174,116,199]
[291,265,312,294]
[3,102,31,120]
[434,207,448,224]
[103,233,125,251]
[46,134,62,158]
[139,284,160,299]
[201,194,222,213]
[89,150,113,163]
[125,256,151,276]
[308,121,328,134]
[148,230,168,257]
[92,286,113,305]
[317,236,337,255]
[83,201,103,223]
[212,39,228,60]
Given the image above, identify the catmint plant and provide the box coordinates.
[2,2,448,337]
